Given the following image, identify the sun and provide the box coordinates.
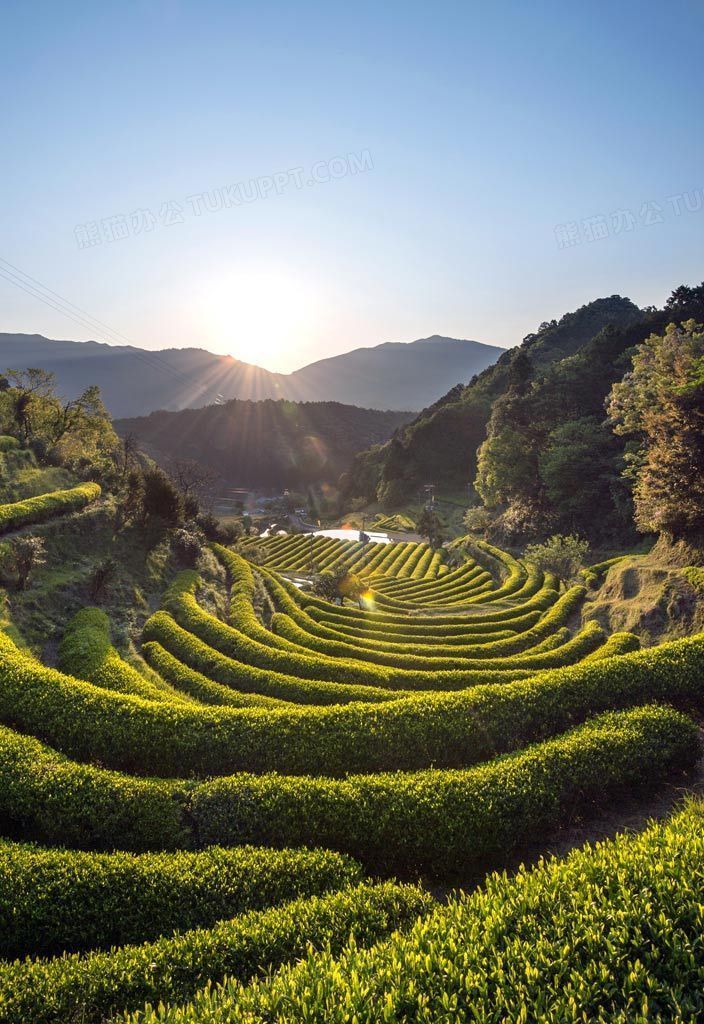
[196,269,315,372]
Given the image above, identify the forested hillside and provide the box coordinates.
[343,283,704,546]
[116,400,413,488]
[341,295,642,509]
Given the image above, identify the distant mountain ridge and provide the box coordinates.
[0,333,504,417]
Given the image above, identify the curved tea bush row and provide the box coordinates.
[162,572,538,691]
[216,551,584,683]
[141,641,288,708]
[0,882,431,1024]
[0,839,361,958]
[581,554,630,587]
[267,562,560,629]
[411,545,435,578]
[0,702,695,873]
[305,586,558,635]
[268,586,590,672]
[369,565,494,607]
[3,616,704,780]
[190,706,698,875]
[269,609,605,674]
[59,608,187,704]
[266,583,521,651]
[143,610,410,705]
[257,535,445,582]
[0,435,20,452]
[583,631,640,660]
[0,481,101,533]
[371,556,486,597]
[0,723,187,850]
[306,606,540,642]
[132,800,704,1024]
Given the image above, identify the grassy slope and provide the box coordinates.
[583,547,704,645]
[2,501,226,663]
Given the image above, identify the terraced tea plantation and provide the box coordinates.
[2,477,704,1021]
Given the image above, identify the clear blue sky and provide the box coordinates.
[1,0,702,371]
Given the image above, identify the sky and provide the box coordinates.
[1,0,702,373]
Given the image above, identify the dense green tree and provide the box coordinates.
[417,506,444,548]
[524,533,589,584]
[142,468,182,526]
[343,296,642,506]
[0,368,118,478]
[475,427,538,509]
[377,477,410,511]
[608,321,704,539]
[539,417,630,536]
[1,536,47,590]
[463,505,492,533]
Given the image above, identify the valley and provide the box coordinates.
[0,282,702,1023]
[4,5,703,1018]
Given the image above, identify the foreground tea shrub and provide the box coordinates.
[191,706,698,875]
[125,800,704,1024]
[2,621,704,779]
[0,840,362,957]
[0,725,188,850]
[0,882,432,1024]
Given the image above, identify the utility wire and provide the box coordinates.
[0,256,209,392]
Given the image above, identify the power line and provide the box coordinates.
[0,257,132,347]
[0,256,207,392]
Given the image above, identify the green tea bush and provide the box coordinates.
[131,801,704,1024]
[0,481,101,533]
[60,608,181,703]
[191,706,698,875]
[583,631,640,660]
[0,724,188,850]
[143,610,407,705]
[4,617,704,779]
[0,839,361,957]
[0,882,432,1024]
[141,641,287,708]
[270,611,602,673]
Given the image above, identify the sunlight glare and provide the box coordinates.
[196,270,315,371]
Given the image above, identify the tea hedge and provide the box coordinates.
[129,801,704,1024]
[143,610,409,705]
[0,882,432,1024]
[141,640,288,708]
[268,586,589,670]
[59,608,185,704]
[3,618,704,779]
[0,481,101,533]
[191,706,698,875]
[583,630,641,660]
[0,839,361,958]
[160,572,539,691]
[0,724,188,850]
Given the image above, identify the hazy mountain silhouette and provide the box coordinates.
[116,399,415,489]
[0,333,503,417]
